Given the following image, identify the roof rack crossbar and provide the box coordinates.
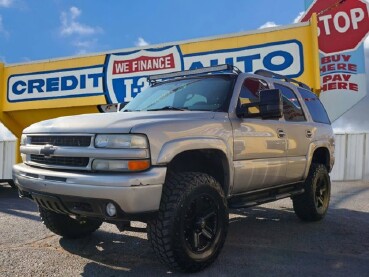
[147,64,240,85]
[254,69,310,90]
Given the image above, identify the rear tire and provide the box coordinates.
[39,207,102,239]
[147,172,228,272]
[293,163,331,221]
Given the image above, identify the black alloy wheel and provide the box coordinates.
[293,163,331,221]
[314,174,329,211]
[183,193,219,254]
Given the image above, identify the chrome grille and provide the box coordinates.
[30,154,89,167]
[30,136,91,147]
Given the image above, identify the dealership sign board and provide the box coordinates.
[7,40,305,104]
[302,0,369,121]
[3,21,319,108]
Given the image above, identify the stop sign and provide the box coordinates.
[301,0,369,54]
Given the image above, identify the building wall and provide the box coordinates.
[331,133,369,181]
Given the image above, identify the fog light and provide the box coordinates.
[106,202,117,217]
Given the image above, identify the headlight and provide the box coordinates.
[20,134,27,145]
[92,159,150,172]
[95,134,148,149]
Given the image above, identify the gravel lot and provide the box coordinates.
[1,181,369,276]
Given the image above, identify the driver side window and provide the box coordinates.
[239,78,269,115]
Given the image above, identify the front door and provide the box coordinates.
[231,77,287,194]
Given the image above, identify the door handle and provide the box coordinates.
[306,130,312,138]
[277,129,285,138]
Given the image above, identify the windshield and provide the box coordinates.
[122,75,236,112]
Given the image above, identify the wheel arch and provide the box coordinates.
[312,147,331,169]
[156,138,233,196]
[163,148,231,196]
[304,143,332,179]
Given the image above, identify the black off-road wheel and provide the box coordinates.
[39,207,102,239]
[293,163,331,221]
[147,172,229,273]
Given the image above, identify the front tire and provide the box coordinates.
[39,207,102,239]
[148,172,228,272]
[293,163,331,221]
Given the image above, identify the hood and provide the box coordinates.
[23,111,215,134]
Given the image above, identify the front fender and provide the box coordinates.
[156,137,231,165]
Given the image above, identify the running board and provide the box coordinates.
[228,183,305,209]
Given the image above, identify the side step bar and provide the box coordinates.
[228,182,305,209]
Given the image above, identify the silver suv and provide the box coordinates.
[13,65,334,272]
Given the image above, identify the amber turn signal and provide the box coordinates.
[128,160,150,171]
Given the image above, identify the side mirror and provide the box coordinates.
[259,89,283,119]
[237,89,283,119]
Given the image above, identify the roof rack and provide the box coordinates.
[148,64,241,85]
[254,69,310,90]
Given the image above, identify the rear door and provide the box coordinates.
[273,82,311,182]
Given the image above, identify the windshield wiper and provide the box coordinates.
[146,106,189,111]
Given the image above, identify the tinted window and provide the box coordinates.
[240,78,268,100]
[239,78,268,116]
[274,83,305,122]
[297,88,331,124]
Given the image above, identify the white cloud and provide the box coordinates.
[258,21,279,29]
[0,0,13,8]
[60,6,102,36]
[72,38,99,54]
[73,39,94,48]
[59,6,104,54]
[135,37,149,47]
[0,15,9,37]
[293,11,305,23]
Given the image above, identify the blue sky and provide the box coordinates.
[0,0,306,64]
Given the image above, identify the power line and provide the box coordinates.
[317,0,347,15]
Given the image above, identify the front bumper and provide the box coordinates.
[13,163,166,217]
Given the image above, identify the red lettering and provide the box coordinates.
[328,83,337,90]
[322,82,358,92]
[321,56,331,64]
[348,64,357,71]
[112,54,175,74]
[327,64,335,71]
[349,83,358,91]
[337,63,345,70]
[331,55,340,62]
[338,82,348,89]
[322,75,332,83]
[342,55,351,62]
[342,74,351,81]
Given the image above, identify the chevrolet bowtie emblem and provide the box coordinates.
[40,144,56,157]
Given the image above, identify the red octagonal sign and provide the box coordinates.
[301,0,369,54]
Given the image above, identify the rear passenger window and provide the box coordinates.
[274,83,306,122]
[298,88,331,124]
